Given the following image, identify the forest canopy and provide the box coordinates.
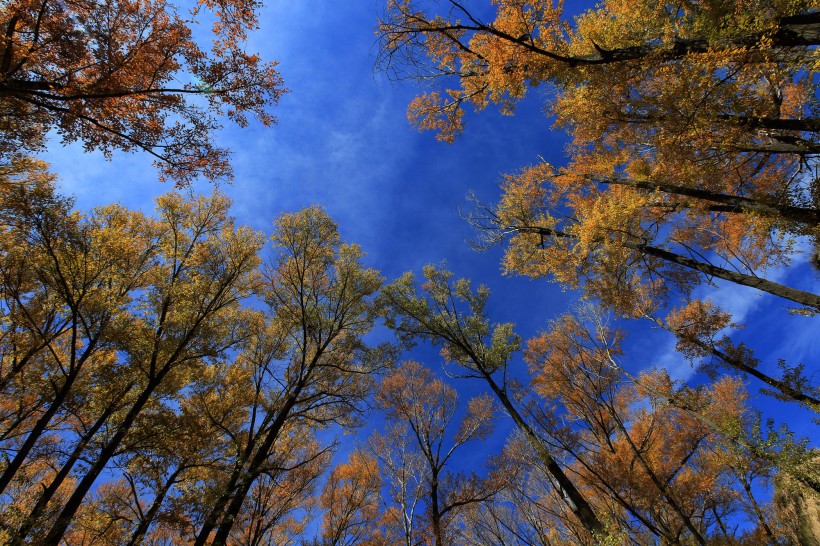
[0,0,818,544]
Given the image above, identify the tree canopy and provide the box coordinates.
[381,0,820,417]
[381,0,820,314]
[0,0,817,544]
[0,0,285,184]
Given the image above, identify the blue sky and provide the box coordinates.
[39,0,817,477]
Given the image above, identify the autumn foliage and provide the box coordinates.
[382,0,820,418]
[379,267,816,545]
[380,0,820,307]
[0,0,285,184]
[0,160,815,544]
[0,165,383,544]
[0,0,818,543]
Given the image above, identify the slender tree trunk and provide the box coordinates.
[0,369,78,495]
[651,319,820,408]
[193,456,250,545]
[570,12,820,64]
[734,140,820,155]
[548,441,665,538]
[208,395,301,545]
[527,225,820,310]
[739,474,779,544]
[462,10,820,67]
[0,15,18,75]
[630,240,820,309]
[10,391,128,544]
[0,315,103,495]
[717,115,820,133]
[586,229,814,308]
[430,469,443,546]
[126,466,185,546]
[605,113,820,135]
[39,375,166,546]
[477,367,607,540]
[596,176,819,227]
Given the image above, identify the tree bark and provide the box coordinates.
[717,115,820,133]
[569,12,820,65]
[10,391,129,545]
[524,225,820,310]
[208,394,301,545]
[193,458,248,546]
[475,365,607,540]
[595,176,819,227]
[430,469,443,546]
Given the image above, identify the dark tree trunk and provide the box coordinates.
[208,395,301,546]
[571,12,820,65]
[656,321,820,408]
[627,240,820,310]
[10,391,129,545]
[596,176,819,227]
[478,368,607,540]
[523,224,820,310]
[39,373,169,546]
[126,466,185,546]
[430,469,443,546]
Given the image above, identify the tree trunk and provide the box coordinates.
[571,12,820,65]
[208,394,301,545]
[430,469,443,546]
[0,314,104,495]
[596,176,819,227]
[653,319,820,408]
[0,369,78,496]
[10,391,128,544]
[456,10,820,68]
[527,225,820,310]
[717,115,820,133]
[628,240,820,310]
[478,368,607,540]
[192,455,251,545]
[126,466,185,546]
[39,375,167,546]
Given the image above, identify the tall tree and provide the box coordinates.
[0,165,266,543]
[192,206,383,546]
[39,190,261,545]
[380,0,820,390]
[522,308,813,544]
[379,0,819,149]
[0,156,159,515]
[379,266,608,541]
[367,422,427,546]
[468,174,820,408]
[0,0,285,184]
[371,360,497,546]
[379,265,817,544]
[471,164,820,312]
